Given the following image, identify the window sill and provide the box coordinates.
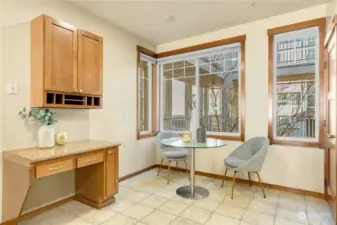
[137,132,158,140]
[270,139,319,148]
[207,134,244,142]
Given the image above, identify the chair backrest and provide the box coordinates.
[230,137,270,172]
[156,131,180,152]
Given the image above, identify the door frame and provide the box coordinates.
[324,15,337,221]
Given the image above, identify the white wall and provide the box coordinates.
[0,0,156,220]
[327,0,337,24]
[157,4,327,193]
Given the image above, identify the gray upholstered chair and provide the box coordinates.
[221,137,270,199]
[156,132,190,184]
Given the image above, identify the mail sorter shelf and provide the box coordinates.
[44,92,102,109]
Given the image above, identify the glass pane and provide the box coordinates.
[200,51,240,133]
[163,60,196,131]
[275,31,317,139]
[139,60,149,131]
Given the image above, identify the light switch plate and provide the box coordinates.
[7,82,18,94]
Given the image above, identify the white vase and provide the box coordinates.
[190,108,198,142]
[38,125,55,148]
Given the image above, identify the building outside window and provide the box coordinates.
[273,27,319,140]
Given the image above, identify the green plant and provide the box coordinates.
[19,108,57,126]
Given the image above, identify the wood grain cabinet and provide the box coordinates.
[2,141,120,223]
[106,148,119,198]
[31,14,103,109]
[78,30,103,96]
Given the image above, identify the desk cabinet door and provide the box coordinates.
[106,148,119,197]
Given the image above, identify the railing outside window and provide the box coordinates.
[276,37,316,67]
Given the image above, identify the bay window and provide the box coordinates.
[158,36,246,141]
[137,46,158,139]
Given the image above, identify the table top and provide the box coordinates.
[3,140,121,166]
[161,137,227,149]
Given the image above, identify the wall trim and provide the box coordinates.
[1,196,75,225]
[3,163,324,224]
[157,35,246,58]
[156,164,325,199]
[119,165,157,182]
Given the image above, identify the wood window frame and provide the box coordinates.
[267,18,326,148]
[137,46,158,139]
[157,35,246,142]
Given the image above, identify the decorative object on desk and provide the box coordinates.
[19,107,57,148]
[189,94,197,142]
[197,119,206,143]
[55,132,67,146]
[182,132,191,143]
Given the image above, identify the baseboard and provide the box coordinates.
[119,165,157,182]
[1,163,324,225]
[0,196,75,224]
[1,218,17,225]
[156,164,325,199]
[1,165,156,224]
[19,195,75,221]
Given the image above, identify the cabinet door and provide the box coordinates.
[44,16,78,93]
[106,148,119,198]
[78,30,103,95]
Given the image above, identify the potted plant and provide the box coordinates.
[19,108,57,148]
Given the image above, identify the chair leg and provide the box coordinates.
[167,161,171,184]
[184,160,190,181]
[176,161,179,174]
[157,158,164,176]
[256,172,266,198]
[221,168,228,188]
[231,171,237,199]
[248,172,252,187]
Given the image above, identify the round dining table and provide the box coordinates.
[160,137,227,200]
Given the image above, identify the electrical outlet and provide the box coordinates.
[7,82,18,94]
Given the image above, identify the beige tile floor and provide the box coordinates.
[19,169,334,225]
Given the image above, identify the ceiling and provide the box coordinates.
[71,0,329,45]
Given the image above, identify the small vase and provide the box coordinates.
[55,132,67,146]
[197,127,206,143]
[190,108,198,142]
[38,125,55,148]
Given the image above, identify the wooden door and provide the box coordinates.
[106,148,119,198]
[325,24,337,221]
[44,16,78,93]
[78,30,103,95]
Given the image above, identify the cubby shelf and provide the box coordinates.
[44,92,102,109]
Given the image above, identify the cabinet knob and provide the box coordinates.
[108,150,112,154]
[74,89,78,93]
[79,89,83,93]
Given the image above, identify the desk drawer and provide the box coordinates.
[36,159,74,178]
[77,152,104,168]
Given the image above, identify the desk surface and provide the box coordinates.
[3,140,121,166]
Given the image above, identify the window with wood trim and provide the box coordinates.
[158,36,246,141]
[268,18,326,147]
[137,46,158,139]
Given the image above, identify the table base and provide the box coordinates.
[176,186,209,199]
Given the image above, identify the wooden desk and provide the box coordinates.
[2,140,120,224]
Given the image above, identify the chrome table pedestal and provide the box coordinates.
[176,148,209,199]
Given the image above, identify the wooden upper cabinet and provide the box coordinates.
[44,16,78,93]
[78,30,103,95]
[31,14,103,108]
